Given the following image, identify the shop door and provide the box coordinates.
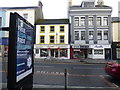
[51,49,58,58]
[105,49,111,60]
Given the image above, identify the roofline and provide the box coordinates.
[0,6,41,9]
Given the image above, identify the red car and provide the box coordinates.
[105,60,120,79]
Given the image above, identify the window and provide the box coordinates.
[50,26,55,32]
[88,17,93,26]
[97,17,101,26]
[60,26,64,32]
[74,17,79,26]
[81,31,85,40]
[80,17,85,26]
[103,17,108,26]
[94,49,103,55]
[89,31,94,40]
[88,49,92,54]
[40,36,45,44]
[36,49,39,54]
[60,35,64,44]
[75,31,79,40]
[97,31,102,40]
[23,13,28,20]
[50,36,54,44]
[40,26,45,32]
[40,49,48,57]
[60,49,67,57]
[104,31,108,40]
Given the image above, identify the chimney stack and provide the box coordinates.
[38,0,43,8]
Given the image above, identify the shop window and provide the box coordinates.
[50,35,54,44]
[36,49,39,54]
[60,26,64,32]
[60,35,64,44]
[40,26,45,32]
[40,49,48,57]
[60,49,67,57]
[116,48,120,58]
[75,31,79,40]
[88,49,92,54]
[74,17,79,26]
[94,49,103,55]
[81,31,85,40]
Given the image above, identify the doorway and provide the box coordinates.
[105,49,111,60]
[51,49,58,58]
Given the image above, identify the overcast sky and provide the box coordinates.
[0,0,120,19]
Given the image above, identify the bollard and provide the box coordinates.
[64,68,67,90]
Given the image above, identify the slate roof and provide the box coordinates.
[35,19,69,25]
[112,17,120,22]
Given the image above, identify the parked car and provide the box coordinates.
[105,60,120,79]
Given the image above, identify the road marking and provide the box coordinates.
[35,66,54,68]
[99,75,118,87]
[73,67,103,70]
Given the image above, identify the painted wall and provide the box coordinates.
[36,24,69,44]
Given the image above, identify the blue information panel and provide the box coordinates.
[16,18,33,82]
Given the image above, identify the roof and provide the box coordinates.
[0,6,41,10]
[35,19,69,25]
[112,17,120,23]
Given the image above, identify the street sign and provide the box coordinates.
[8,12,34,89]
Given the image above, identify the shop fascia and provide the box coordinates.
[89,44,111,49]
[34,44,70,49]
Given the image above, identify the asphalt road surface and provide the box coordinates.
[34,62,120,88]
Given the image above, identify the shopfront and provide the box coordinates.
[89,45,111,59]
[71,45,89,59]
[112,42,120,60]
[34,44,70,59]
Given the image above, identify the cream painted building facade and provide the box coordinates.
[34,19,70,59]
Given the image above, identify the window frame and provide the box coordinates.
[49,35,55,44]
[40,35,45,44]
[50,26,55,33]
[59,35,65,44]
[40,26,45,33]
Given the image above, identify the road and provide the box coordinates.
[0,57,120,89]
[34,62,120,88]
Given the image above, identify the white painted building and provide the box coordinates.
[34,19,70,59]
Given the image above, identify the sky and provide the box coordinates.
[0,0,120,19]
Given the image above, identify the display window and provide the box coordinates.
[60,49,67,57]
[40,49,48,57]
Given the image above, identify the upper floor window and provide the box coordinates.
[60,35,65,44]
[97,31,102,40]
[103,17,108,26]
[50,26,55,32]
[40,26,45,32]
[75,31,79,40]
[89,31,94,40]
[97,17,101,26]
[80,17,85,26]
[50,35,55,44]
[23,13,28,20]
[74,17,79,26]
[60,26,65,32]
[81,31,85,40]
[88,17,93,26]
[40,35,45,44]
[104,31,108,40]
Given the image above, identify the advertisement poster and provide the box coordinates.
[16,18,33,82]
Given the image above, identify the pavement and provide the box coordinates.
[34,58,109,64]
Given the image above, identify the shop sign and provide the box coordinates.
[80,45,89,48]
[116,43,120,47]
[73,49,81,51]
[94,45,103,48]
[72,45,80,48]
